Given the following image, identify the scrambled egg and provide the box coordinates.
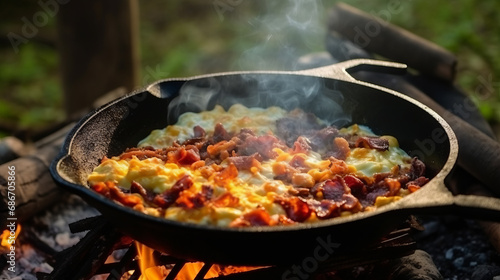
[138,104,288,149]
[88,105,414,226]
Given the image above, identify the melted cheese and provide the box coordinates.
[138,104,288,148]
[88,104,415,226]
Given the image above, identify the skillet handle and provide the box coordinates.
[295,59,407,82]
[396,178,500,222]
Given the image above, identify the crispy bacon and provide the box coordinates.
[275,196,311,222]
[307,199,340,219]
[321,178,347,201]
[406,176,429,191]
[327,137,351,160]
[193,125,206,138]
[230,208,276,227]
[176,185,213,209]
[293,136,312,153]
[308,126,340,150]
[409,157,426,179]
[227,154,261,170]
[207,140,237,159]
[91,181,142,207]
[341,193,362,212]
[213,123,231,142]
[237,134,285,160]
[355,136,389,151]
[119,146,169,161]
[214,163,239,185]
[172,146,201,165]
[289,154,308,170]
[130,181,156,203]
[153,175,193,208]
[343,175,367,198]
[212,192,239,207]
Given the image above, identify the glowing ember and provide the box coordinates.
[0,224,21,249]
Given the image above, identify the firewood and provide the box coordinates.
[0,124,74,229]
[0,136,34,165]
[328,2,457,82]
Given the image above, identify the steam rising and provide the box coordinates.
[167,74,353,128]
[237,0,325,71]
[166,1,353,130]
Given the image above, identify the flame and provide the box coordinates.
[135,242,167,280]
[0,224,21,249]
[134,241,263,279]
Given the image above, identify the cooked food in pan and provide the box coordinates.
[87,104,429,227]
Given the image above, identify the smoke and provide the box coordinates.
[236,0,326,71]
[164,0,353,129]
[166,73,353,127]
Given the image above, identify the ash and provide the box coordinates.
[417,216,500,280]
[1,194,100,280]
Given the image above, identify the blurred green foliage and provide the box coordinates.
[1,0,499,140]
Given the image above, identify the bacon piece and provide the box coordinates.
[329,157,350,175]
[365,177,402,204]
[288,187,311,197]
[174,146,201,165]
[234,128,255,141]
[92,182,143,207]
[293,136,311,153]
[214,164,239,185]
[321,178,348,201]
[327,137,351,160]
[341,193,361,212]
[289,154,308,169]
[409,157,426,179]
[343,175,367,198]
[237,134,285,160]
[354,136,389,151]
[277,215,296,225]
[212,192,239,207]
[119,147,169,161]
[275,196,311,222]
[91,182,110,197]
[227,154,261,170]
[308,126,339,150]
[406,176,429,191]
[384,178,401,196]
[307,199,340,219]
[176,185,213,209]
[207,140,237,159]
[230,208,276,227]
[365,187,390,205]
[193,125,206,138]
[213,123,231,142]
[130,181,156,203]
[153,175,193,208]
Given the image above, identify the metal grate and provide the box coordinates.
[36,216,418,280]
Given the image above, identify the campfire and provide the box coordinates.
[2,3,500,280]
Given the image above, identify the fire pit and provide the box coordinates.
[1,3,500,280]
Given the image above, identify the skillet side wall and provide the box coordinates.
[55,73,451,265]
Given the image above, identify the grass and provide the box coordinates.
[1,0,499,139]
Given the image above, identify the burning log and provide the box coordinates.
[328,2,457,82]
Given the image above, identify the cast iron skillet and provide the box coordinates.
[50,59,500,265]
